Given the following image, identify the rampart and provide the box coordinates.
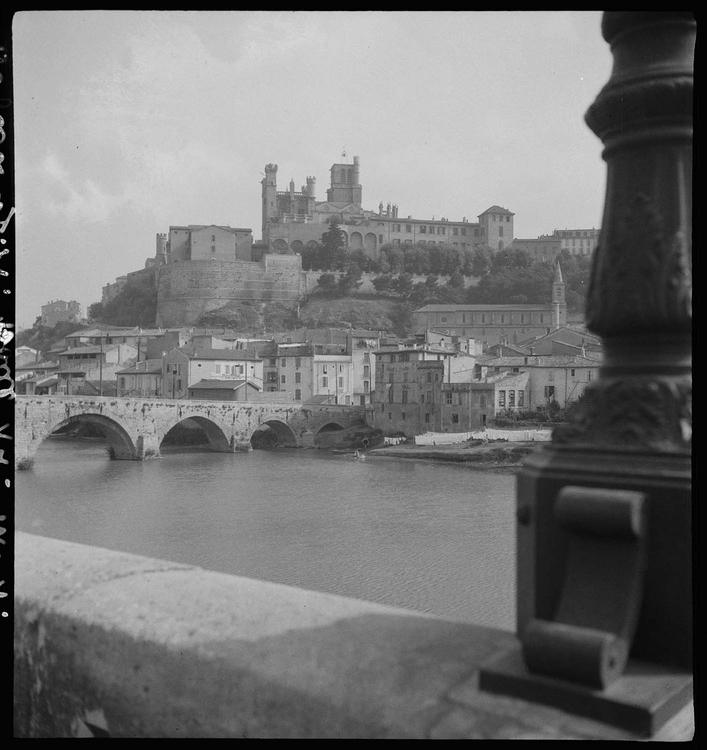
[155,258,320,327]
[14,533,692,738]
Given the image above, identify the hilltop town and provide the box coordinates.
[17,155,602,441]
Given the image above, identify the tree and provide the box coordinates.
[372,274,394,293]
[317,272,338,296]
[320,219,348,270]
[338,264,363,296]
[87,302,104,321]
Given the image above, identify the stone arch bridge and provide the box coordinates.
[15,396,371,468]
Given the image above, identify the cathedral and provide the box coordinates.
[261,156,514,258]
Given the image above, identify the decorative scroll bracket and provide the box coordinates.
[521,486,647,690]
[479,482,692,737]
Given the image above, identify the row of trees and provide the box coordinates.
[299,219,494,277]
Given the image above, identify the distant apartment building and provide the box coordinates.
[511,228,599,262]
[548,228,599,256]
[40,299,82,327]
[116,359,163,397]
[260,342,354,404]
[55,343,138,395]
[162,347,264,400]
[372,343,479,437]
[476,352,600,410]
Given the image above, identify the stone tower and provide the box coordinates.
[552,260,567,329]
[261,163,278,242]
[326,155,362,207]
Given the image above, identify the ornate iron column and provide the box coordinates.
[480,11,693,736]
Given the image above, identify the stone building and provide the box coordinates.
[40,299,82,327]
[163,225,253,264]
[161,347,264,400]
[372,342,479,437]
[116,359,163,398]
[261,156,514,258]
[412,262,567,347]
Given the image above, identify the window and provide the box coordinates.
[402,387,408,404]
[364,380,370,393]
[429,226,435,233]
[119,377,126,391]
[479,394,486,408]
[295,389,301,400]
[379,235,384,243]
[295,372,301,383]
[281,358,286,367]
[420,225,427,234]
[498,390,506,407]
[588,370,593,381]
[426,371,432,383]
[388,387,394,403]
[401,412,406,421]
[512,367,519,373]
[323,365,328,373]
[281,375,286,384]
[425,413,430,423]
[571,369,576,377]
[544,385,555,398]
[338,377,343,388]
[498,226,503,237]
[269,358,276,366]
[322,376,328,387]
[363,365,370,378]
[393,239,400,246]
[211,234,216,242]
[518,391,524,407]
[509,390,516,407]
[420,394,425,404]
[388,413,392,420]
[295,358,301,368]
[452,413,459,424]
[406,224,412,233]
[453,227,458,235]
[446,391,453,404]
[461,228,467,236]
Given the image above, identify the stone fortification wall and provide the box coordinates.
[155,258,312,327]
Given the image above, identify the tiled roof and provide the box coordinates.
[479,205,515,216]
[481,354,601,367]
[415,304,550,312]
[187,379,251,390]
[177,347,261,361]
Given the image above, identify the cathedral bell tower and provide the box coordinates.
[552,260,567,329]
[261,163,278,243]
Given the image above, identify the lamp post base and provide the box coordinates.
[479,646,692,737]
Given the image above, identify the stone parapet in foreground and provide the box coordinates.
[13,533,693,739]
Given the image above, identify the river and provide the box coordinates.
[15,437,517,631]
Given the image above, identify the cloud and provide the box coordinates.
[39,152,123,223]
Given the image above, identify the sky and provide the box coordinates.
[12,10,612,330]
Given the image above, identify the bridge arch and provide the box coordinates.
[159,416,232,453]
[30,413,137,465]
[250,419,298,449]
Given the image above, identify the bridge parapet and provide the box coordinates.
[14,533,693,739]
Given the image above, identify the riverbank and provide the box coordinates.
[365,440,541,470]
